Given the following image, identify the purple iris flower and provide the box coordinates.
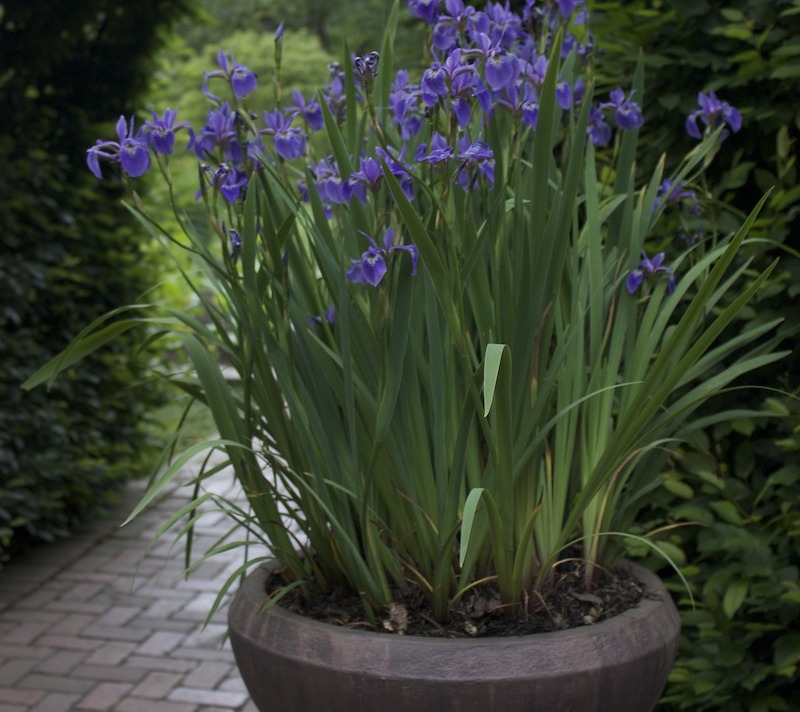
[416,132,455,165]
[376,146,415,202]
[685,91,742,140]
[187,103,238,159]
[274,22,285,41]
[654,179,699,214]
[143,108,189,155]
[407,0,441,25]
[312,156,349,205]
[421,49,479,128]
[468,33,518,93]
[421,63,448,105]
[432,0,476,52]
[556,0,583,17]
[484,1,524,47]
[485,47,520,91]
[602,87,644,130]
[525,55,549,89]
[455,136,495,190]
[390,70,425,140]
[626,252,675,295]
[308,305,336,329]
[499,80,539,128]
[87,115,151,179]
[347,156,384,203]
[346,228,419,287]
[203,50,257,102]
[197,163,248,205]
[262,109,307,160]
[323,62,347,123]
[555,80,573,111]
[587,104,611,146]
[290,90,324,132]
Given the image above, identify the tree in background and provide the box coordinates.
[0,0,192,564]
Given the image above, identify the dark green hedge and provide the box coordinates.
[0,0,193,564]
[589,0,800,247]
[586,2,800,710]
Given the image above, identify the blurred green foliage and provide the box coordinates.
[173,0,416,59]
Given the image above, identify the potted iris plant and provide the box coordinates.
[24,1,785,710]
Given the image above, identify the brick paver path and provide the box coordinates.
[0,458,262,712]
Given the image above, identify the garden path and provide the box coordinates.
[0,456,261,712]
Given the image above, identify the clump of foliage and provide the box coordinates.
[25,0,784,642]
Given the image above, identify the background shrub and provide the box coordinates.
[585,1,800,709]
[0,0,192,565]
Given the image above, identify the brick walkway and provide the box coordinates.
[0,457,263,712]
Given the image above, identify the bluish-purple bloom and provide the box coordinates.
[308,305,336,329]
[484,1,524,47]
[421,63,448,104]
[290,90,324,132]
[556,0,583,17]
[602,87,644,130]
[203,50,257,101]
[416,132,455,165]
[432,0,476,52]
[390,70,425,139]
[143,108,190,155]
[408,0,441,25]
[312,156,349,205]
[484,46,520,91]
[587,104,611,146]
[420,49,479,128]
[323,62,347,122]
[347,156,385,203]
[626,252,675,295]
[197,163,248,205]
[347,228,419,287]
[87,115,151,179]
[187,103,238,160]
[262,109,307,160]
[555,80,573,111]
[654,178,699,214]
[455,136,495,190]
[685,91,742,140]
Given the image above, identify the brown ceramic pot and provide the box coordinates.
[228,561,680,712]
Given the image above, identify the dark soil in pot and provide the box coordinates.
[271,558,646,637]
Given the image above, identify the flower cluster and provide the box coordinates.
[86,0,741,304]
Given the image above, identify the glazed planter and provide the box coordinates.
[228,561,680,712]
